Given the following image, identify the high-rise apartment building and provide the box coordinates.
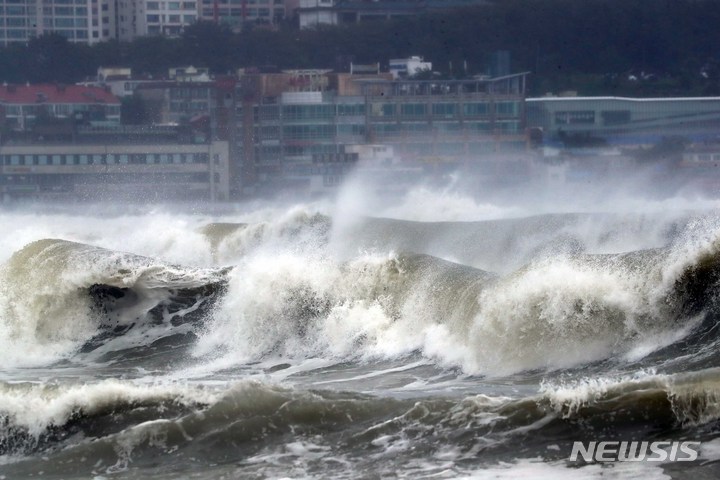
[0,0,203,45]
[0,0,117,45]
[0,0,295,45]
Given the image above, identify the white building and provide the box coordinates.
[297,0,336,28]
[144,0,197,36]
[116,0,147,41]
[90,67,156,98]
[389,56,432,79]
[169,66,210,82]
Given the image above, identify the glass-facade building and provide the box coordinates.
[527,97,720,146]
[236,74,529,190]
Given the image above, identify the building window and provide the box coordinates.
[6,17,26,27]
[402,122,431,134]
[498,120,520,134]
[555,111,595,125]
[496,101,519,116]
[283,124,335,140]
[463,102,489,116]
[465,122,492,133]
[372,123,400,138]
[601,110,631,126]
[435,122,462,134]
[436,143,464,155]
[55,18,74,27]
[432,103,457,117]
[337,124,365,136]
[400,103,426,116]
[337,103,365,116]
[7,30,27,39]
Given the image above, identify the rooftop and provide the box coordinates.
[527,96,720,103]
[0,84,120,105]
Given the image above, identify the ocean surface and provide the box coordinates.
[3,186,720,479]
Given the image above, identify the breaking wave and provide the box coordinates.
[3,211,720,376]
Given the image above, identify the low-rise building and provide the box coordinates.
[298,0,488,28]
[235,70,530,195]
[0,136,230,202]
[526,96,720,147]
[0,84,121,132]
[134,81,215,124]
[199,0,287,28]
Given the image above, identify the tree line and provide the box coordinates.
[3,0,720,96]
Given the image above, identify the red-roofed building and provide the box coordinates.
[0,84,121,132]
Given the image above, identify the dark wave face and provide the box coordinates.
[2,205,720,479]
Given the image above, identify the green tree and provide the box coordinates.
[121,94,149,125]
[25,34,93,83]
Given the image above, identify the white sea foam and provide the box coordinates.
[0,379,218,437]
[381,186,526,222]
[1,199,719,376]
